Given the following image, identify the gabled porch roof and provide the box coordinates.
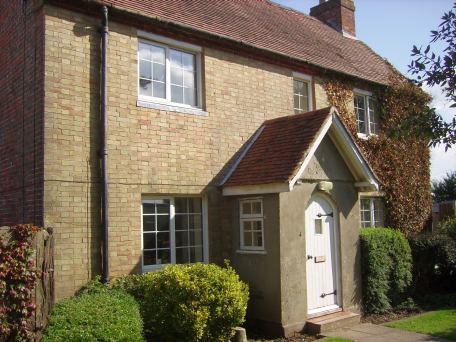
[222,107,379,196]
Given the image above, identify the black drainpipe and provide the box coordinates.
[100,5,109,284]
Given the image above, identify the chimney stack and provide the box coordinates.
[310,0,356,37]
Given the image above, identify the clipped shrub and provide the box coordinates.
[43,289,144,342]
[114,263,249,342]
[360,228,412,314]
[408,233,456,293]
[438,215,456,239]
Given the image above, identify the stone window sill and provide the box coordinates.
[137,100,208,116]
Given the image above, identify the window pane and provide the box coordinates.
[143,250,156,265]
[301,94,309,112]
[151,45,165,64]
[152,82,165,99]
[315,219,323,234]
[294,80,303,93]
[251,220,262,231]
[182,52,195,71]
[157,232,170,248]
[190,246,203,262]
[294,94,301,113]
[188,198,202,213]
[170,50,182,68]
[143,203,155,214]
[361,199,370,211]
[241,202,251,215]
[171,85,184,103]
[243,231,252,246]
[175,198,188,213]
[243,221,252,231]
[157,215,169,231]
[251,201,262,215]
[184,87,196,106]
[139,60,151,79]
[139,79,152,97]
[189,229,203,246]
[175,230,188,247]
[143,216,156,232]
[252,231,263,247]
[139,42,151,60]
[189,214,202,230]
[183,70,195,88]
[171,67,183,86]
[153,63,165,82]
[155,200,169,213]
[175,215,189,230]
[157,249,170,264]
[143,233,156,249]
[176,247,189,263]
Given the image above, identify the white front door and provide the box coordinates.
[305,196,339,315]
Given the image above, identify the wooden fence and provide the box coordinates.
[0,226,54,341]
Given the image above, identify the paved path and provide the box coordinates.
[322,323,453,342]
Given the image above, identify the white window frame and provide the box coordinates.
[141,195,209,272]
[353,88,378,138]
[293,72,314,114]
[239,198,265,252]
[360,197,383,228]
[137,31,203,111]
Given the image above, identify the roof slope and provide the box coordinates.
[225,108,331,187]
[104,0,393,84]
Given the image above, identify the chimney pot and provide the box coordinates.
[310,0,356,37]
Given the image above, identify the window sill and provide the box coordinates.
[357,133,378,140]
[236,249,267,255]
[137,100,208,116]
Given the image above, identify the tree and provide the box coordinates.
[409,2,456,149]
[432,171,456,203]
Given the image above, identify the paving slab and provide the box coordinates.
[323,323,453,342]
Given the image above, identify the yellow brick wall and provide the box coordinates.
[43,5,331,299]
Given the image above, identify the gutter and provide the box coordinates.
[100,5,109,283]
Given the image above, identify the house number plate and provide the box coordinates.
[315,255,326,263]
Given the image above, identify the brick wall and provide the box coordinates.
[43,5,334,299]
[0,0,44,227]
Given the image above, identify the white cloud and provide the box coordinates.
[423,85,456,181]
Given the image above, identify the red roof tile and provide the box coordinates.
[224,107,332,187]
[102,0,393,84]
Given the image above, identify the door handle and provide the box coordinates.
[307,255,313,260]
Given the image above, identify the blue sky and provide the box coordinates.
[274,0,455,181]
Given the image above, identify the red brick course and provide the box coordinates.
[0,0,45,226]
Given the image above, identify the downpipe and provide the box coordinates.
[100,5,109,284]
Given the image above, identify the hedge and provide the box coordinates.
[113,263,249,342]
[43,289,144,342]
[360,227,412,314]
[409,232,456,293]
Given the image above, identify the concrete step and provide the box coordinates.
[305,311,360,335]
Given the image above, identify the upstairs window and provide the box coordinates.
[293,72,313,114]
[138,35,202,108]
[354,90,378,136]
[240,198,264,251]
[360,198,383,228]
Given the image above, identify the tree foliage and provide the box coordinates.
[409,2,456,149]
[432,171,456,202]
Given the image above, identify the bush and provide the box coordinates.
[113,263,249,342]
[408,233,456,293]
[360,228,412,314]
[43,289,144,342]
[439,215,456,239]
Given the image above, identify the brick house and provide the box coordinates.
[1,0,405,336]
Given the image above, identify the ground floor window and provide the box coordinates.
[360,197,384,228]
[239,198,264,251]
[142,197,205,270]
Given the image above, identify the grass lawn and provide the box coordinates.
[321,338,353,342]
[386,309,456,341]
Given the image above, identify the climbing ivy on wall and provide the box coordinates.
[323,76,432,235]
